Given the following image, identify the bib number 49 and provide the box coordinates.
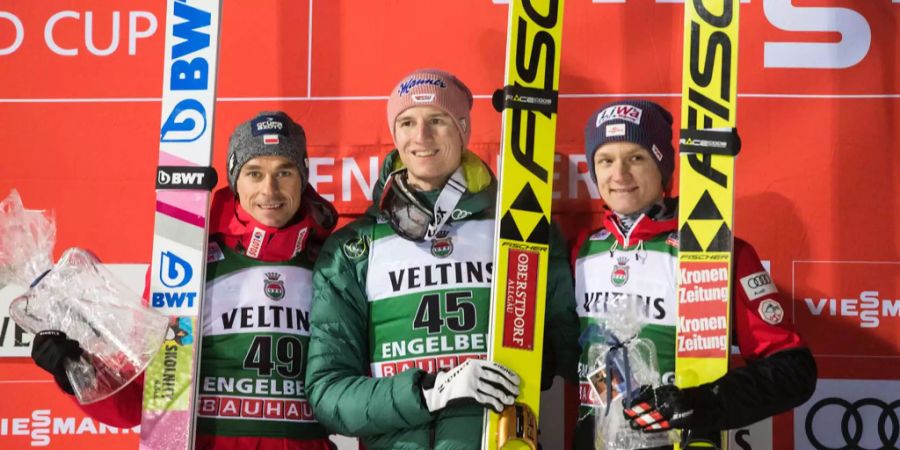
[244,335,304,377]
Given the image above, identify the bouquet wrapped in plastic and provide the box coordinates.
[581,293,676,450]
[0,190,168,404]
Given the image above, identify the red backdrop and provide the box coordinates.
[1,1,898,448]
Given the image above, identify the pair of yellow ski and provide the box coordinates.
[485,1,740,449]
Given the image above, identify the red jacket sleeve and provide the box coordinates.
[732,238,806,360]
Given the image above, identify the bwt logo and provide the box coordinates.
[159,251,192,288]
[157,170,206,186]
[153,250,197,308]
[804,290,900,328]
[159,1,214,143]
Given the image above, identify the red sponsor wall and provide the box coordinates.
[1,1,898,449]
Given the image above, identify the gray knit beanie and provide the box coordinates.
[227,111,308,193]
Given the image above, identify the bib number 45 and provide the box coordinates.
[413,291,478,334]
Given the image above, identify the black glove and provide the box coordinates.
[622,384,695,432]
[31,330,83,395]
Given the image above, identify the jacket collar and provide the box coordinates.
[602,198,678,246]
[369,149,496,221]
[209,186,336,262]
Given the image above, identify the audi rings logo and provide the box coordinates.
[745,273,771,289]
[805,397,900,450]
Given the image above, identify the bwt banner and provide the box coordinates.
[1,1,898,449]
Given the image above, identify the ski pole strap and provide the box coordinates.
[491,85,558,115]
[156,166,218,190]
[678,127,742,156]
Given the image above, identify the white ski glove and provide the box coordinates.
[420,359,520,413]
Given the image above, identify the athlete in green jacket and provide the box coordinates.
[305,69,580,449]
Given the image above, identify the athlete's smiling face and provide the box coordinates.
[236,156,303,228]
[593,142,664,215]
[393,105,464,191]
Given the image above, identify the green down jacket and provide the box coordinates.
[305,150,580,449]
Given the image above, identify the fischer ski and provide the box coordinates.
[140,1,223,449]
[674,1,741,449]
[482,0,564,449]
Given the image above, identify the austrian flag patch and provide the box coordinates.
[606,123,626,137]
[412,93,436,103]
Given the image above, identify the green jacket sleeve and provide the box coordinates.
[542,222,582,389]
[305,225,433,436]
